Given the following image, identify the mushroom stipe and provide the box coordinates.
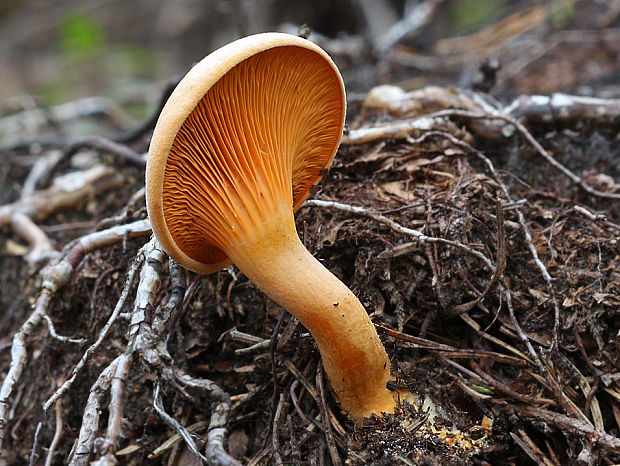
[146,32,406,421]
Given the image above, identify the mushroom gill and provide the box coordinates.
[162,46,344,265]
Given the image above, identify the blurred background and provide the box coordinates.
[0,0,618,143]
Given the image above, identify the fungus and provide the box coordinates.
[146,32,401,421]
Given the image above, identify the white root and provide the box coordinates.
[0,165,124,264]
[0,220,152,454]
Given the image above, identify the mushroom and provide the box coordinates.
[146,32,400,421]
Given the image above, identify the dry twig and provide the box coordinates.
[153,380,210,464]
[132,247,240,465]
[517,405,620,455]
[0,219,151,454]
[44,395,64,466]
[304,199,495,270]
[43,246,146,411]
[429,108,620,200]
[316,366,341,466]
[0,165,123,264]
[69,356,121,466]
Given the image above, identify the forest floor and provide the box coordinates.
[1,2,619,465]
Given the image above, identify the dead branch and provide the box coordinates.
[88,239,162,464]
[9,212,56,264]
[503,286,586,424]
[342,115,447,145]
[316,366,341,466]
[89,353,133,466]
[0,219,151,454]
[374,0,441,53]
[463,359,555,406]
[41,313,87,344]
[44,392,63,466]
[0,136,146,168]
[0,97,135,147]
[69,356,122,466]
[353,0,398,52]
[572,205,620,232]
[147,421,208,460]
[20,150,63,196]
[151,257,186,336]
[59,235,240,464]
[510,430,556,466]
[459,314,534,366]
[304,198,495,270]
[152,380,209,464]
[435,4,548,54]
[517,405,620,455]
[430,108,620,200]
[43,247,146,411]
[64,136,146,168]
[505,93,620,125]
[131,246,240,465]
[470,148,564,353]
[289,381,323,430]
[345,87,620,200]
[270,392,285,466]
[361,85,485,116]
[138,239,239,464]
[232,329,271,356]
[0,165,124,264]
[206,393,239,466]
[28,422,42,466]
[96,187,146,230]
[376,325,526,366]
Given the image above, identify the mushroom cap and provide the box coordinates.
[146,32,346,273]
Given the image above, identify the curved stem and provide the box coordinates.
[227,211,397,420]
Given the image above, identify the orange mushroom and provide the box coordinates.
[146,32,400,421]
